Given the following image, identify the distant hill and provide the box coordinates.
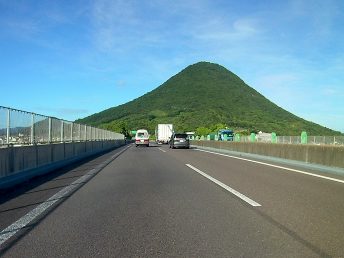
[77,62,342,136]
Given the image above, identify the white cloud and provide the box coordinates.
[191,17,261,43]
[3,19,42,36]
[322,88,337,96]
[115,80,127,89]
[91,0,144,53]
[233,18,259,35]
[289,0,341,36]
[257,73,299,89]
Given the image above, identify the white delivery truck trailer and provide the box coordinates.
[155,124,173,144]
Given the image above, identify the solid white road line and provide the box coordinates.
[0,171,95,246]
[195,149,344,184]
[0,145,130,247]
[186,164,261,207]
[158,148,166,153]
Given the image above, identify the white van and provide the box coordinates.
[135,129,150,147]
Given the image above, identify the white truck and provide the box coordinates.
[155,124,173,144]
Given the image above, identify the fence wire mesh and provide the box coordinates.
[0,106,124,146]
[63,121,72,142]
[9,109,32,145]
[0,107,7,144]
[228,135,344,146]
[35,115,49,143]
[51,118,62,142]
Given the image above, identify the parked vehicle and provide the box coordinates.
[218,129,234,141]
[155,124,173,144]
[169,132,190,149]
[135,129,150,147]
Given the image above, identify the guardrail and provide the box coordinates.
[0,106,123,146]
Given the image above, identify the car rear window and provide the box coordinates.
[137,132,145,137]
[174,134,187,138]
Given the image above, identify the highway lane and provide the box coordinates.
[0,143,343,257]
[168,146,344,257]
[0,146,130,244]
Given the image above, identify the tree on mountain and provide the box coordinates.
[196,127,211,137]
[210,123,229,132]
[101,121,131,138]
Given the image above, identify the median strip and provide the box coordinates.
[185,164,261,207]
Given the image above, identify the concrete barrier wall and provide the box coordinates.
[191,141,344,169]
[0,140,125,189]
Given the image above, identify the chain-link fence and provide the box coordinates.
[195,133,344,146]
[0,106,124,146]
[233,135,344,145]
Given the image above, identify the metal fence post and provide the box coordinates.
[6,108,10,144]
[71,123,73,142]
[79,124,81,141]
[85,126,87,141]
[61,121,64,142]
[31,113,35,144]
[48,117,52,143]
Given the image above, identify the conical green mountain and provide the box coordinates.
[78,62,341,136]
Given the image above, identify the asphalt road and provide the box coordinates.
[0,143,343,257]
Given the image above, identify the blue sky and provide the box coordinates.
[1,0,343,133]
